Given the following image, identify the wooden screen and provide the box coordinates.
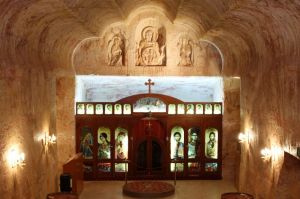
[76,93,222,180]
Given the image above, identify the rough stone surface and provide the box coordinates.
[0,64,58,199]
[1,0,300,198]
[223,78,240,182]
[56,76,76,172]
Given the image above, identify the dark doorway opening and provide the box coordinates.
[136,139,162,173]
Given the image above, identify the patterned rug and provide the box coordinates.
[123,181,175,198]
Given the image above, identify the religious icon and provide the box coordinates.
[95,104,103,114]
[205,128,218,159]
[115,128,128,160]
[170,127,184,159]
[214,104,222,114]
[77,104,85,114]
[133,97,166,113]
[168,104,176,114]
[80,127,94,159]
[86,104,94,114]
[97,127,111,160]
[136,26,166,66]
[188,128,200,159]
[97,163,111,172]
[115,163,128,172]
[177,104,185,114]
[205,163,218,172]
[114,104,122,114]
[196,104,203,114]
[205,104,213,114]
[123,104,131,114]
[105,104,112,114]
[186,104,194,114]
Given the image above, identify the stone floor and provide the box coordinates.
[79,179,237,199]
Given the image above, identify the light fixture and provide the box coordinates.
[260,146,283,161]
[238,133,248,143]
[238,131,253,143]
[47,134,57,144]
[42,134,57,146]
[260,148,272,160]
[7,149,26,168]
[41,133,57,152]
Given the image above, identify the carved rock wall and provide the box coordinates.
[0,63,58,199]
[222,78,240,182]
[56,76,76,173]
[204,2,300,198]
[1,0,300,199]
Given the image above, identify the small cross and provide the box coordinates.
[147,121,152,128]
[145,79,154,93]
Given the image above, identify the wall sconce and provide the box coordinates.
[47,134,57,144]
[238,131,253,143]
[7,149,26,168]
[41,134,57,153]
[260,146,282,161]
[260,148,272,160]
[238,133,248,143]
[42,134,57,146]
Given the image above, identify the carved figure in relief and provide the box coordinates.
[107,33,124,66]
[136,26,165,66]
[178,36,193,66]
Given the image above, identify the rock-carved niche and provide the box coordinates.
[136,26,166,66]
[177,35,194,66]
[107,33,125,66]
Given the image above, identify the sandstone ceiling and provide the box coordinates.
[1,0,299,75]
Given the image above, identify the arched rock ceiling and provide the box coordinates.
[0,0,299,75]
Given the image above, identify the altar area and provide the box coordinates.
[76,77,223,181]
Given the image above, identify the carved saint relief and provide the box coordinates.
[177,36,193,66]
[136,26,165,66]
[107,33,124,66]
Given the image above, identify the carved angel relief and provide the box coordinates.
[177,36,193,66]
[107,33,125,66]
[136,26,166,66]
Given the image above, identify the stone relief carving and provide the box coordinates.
[107,33,125,66]
[136,26,165,66]
[177,36,193,66]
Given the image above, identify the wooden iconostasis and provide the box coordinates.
[76,93,222,180]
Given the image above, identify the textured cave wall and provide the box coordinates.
[1,0,300,198]
[56,76,76,173]
[0,63,58,199]
[222,78,240,182]
[204,1,300,198]
[0,1,88,198]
